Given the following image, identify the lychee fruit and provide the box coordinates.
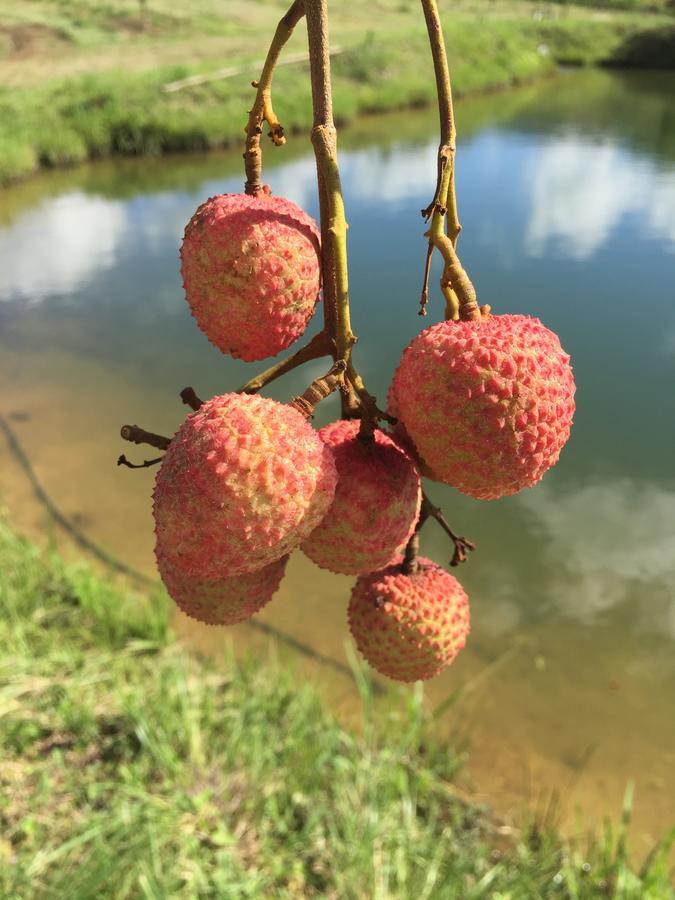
[156,547,288,626]
[348,557,470,682]
[301,419,422,574]
[389,314,575,499]
[180,193,321,361]
[153,393,337,578]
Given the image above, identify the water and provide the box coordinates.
[1,68,674,851]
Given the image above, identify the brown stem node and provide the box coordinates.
[180,387,203,411]
[290,359,346,418]
[120,425,171,451]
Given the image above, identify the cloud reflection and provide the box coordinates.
[519,480,675,635]
[0,192,127,303]
[525,137,675,260]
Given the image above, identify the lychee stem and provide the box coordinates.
[244,0,305,196]
[237,330,331,395]
[117,453,163,470]
[421,494,476,567]
[120,425,171,451]
[306,1,356,368]
[290,360,346,417]
[180,387,203,411]
[419,0,481,323]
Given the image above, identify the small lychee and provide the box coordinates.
[180,193,321,361]
[153,393,337,578]
[301,419,422,574]
[390,314,575,499]
[156,547,288,626]
[348,557,470,682]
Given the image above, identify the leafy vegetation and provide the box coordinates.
[0,0,673,184]
[1,519,673,897]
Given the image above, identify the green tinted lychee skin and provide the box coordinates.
[180,193,321,362]
[301,420,422,575]
[389,314,576,500]
[153,393,337,578]
[156,548,288,626]
[348,557,470,683]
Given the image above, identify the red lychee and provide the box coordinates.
[156,547,287,626]
[348,557,470,682]
[301,419,422,574]
[153,394,337,578]
[180,193,321,361]
[389,314,575,499]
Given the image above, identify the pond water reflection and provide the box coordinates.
[1,68,673,850]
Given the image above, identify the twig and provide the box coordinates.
[401,531,420,575]
[419,0,481,322]
[238,330,331,394]
[289,360,346,418]
[244,0,306,195]
[120,425,171,452]
[161,47,344,94]
[306,0,355,367]
[422,494,475,566]
[117,453,163,470]
[180,387,203,411]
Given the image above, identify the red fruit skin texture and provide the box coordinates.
[390,315,575,499]
[153,394,337,578]
[348,557,470,683]
[156,547,288,626]
[180,193,321,362]
[301,420,422,574]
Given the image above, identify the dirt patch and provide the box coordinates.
[0,23,71,61]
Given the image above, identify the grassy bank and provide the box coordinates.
[1,520,673,897]
[0,0,673,185]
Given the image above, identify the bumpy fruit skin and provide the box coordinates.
[156,548,287,626]
[153,394,337,578]
[348,557,470,682]
[390,315,575,499]
[180,193,321,361]
[301,420,422,574]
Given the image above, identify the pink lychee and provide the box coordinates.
[301,419,422,574]
[348,557,470,682]
[389,314,575,499]
[153,393,337,578]
[156,547,288,626]
[180,193,321,361]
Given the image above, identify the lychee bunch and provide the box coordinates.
[390,314,575,499]
[348,557,470,682]
[156,549,288,626]
[180,193,321,361]
[153,393,337,578]
[301,419,422,574]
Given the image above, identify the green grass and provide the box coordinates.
[1,519,674,898]
[0,0,673,184]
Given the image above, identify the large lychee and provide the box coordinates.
[156,547,288,626]
[390,314,575,499]
[180,193,321,361]
[153,393,337,578]
[301,419,422,574]
[348,557,470,682]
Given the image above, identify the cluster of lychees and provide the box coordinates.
[119,0,575,685]
[121,189,575,685]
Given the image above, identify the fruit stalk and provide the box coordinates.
[238,330,331,394]
[244,0,306,196]
[419,0,480,321]
[305,0,355,367]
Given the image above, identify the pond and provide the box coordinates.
[1,67,674,852]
